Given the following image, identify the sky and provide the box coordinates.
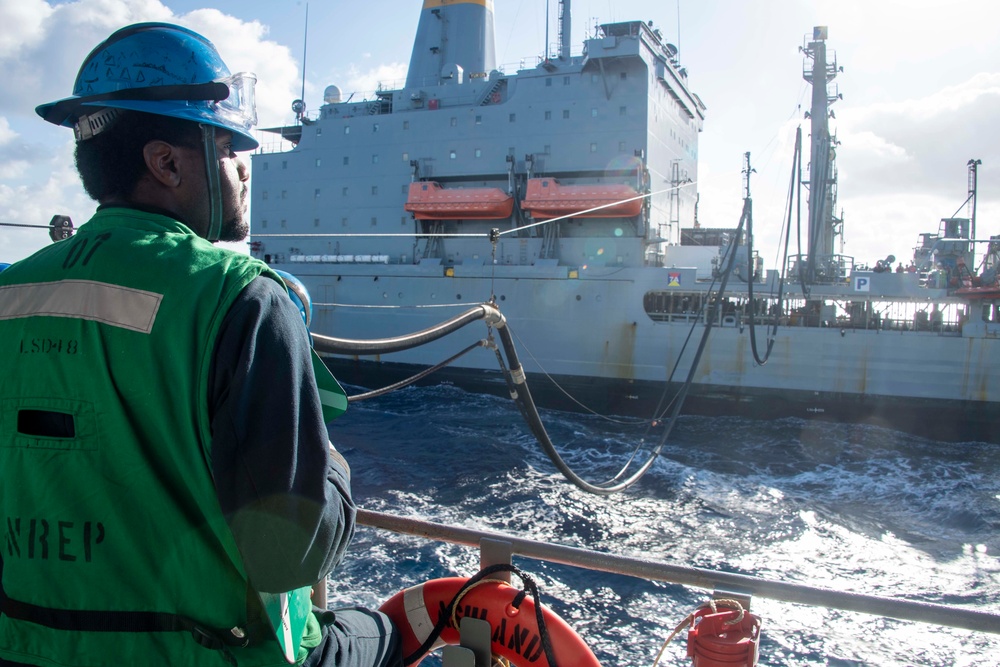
[1,0,999,271]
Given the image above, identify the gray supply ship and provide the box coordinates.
[250,0,1000,443]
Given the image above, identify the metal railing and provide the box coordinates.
[358,508,1000,635]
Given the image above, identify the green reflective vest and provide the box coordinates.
[0,209,308,666]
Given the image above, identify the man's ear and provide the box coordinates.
[142,140,183,188]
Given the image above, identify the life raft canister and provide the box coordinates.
[686,606,761,667]
[378,576,601,667]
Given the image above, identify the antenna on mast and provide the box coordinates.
[544,0,550,61]
[676,0,681,61]
[292,3,309,122]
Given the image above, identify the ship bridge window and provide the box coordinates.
[314,189,321,198]
[402,152,409,161]
[545,111,552,120]
[262,162,269,170]
[450,117,457,127]
[401,184,407,194]
[449,150,456,159]
[509,113,516,122]
[344,126,350,134]
[620,72,627,80]
[403,120,410,130]
[342,187,348,196]
[343,156,350,165]
[619,141,627,151]
[475,148,482,158]
[563,110,570,119]
[282,161,287,169]
[591,108,598,117]
[370,217,377,226]
[280,219,286,228]
[563,76,570,85]
[261,220,267,228]
[262,191,268,200]
[372,154,379,164]
[475,115,482,124]
[315,159,321,167]
[546,78,552,87]
[341,217,348,227]
[590,143,598,153]
[620,106,627,116]
[373,123,379,132]
[281,191,287,199]
[372,186,378,195]
[316,127,322,135]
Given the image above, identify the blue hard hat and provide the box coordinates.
[35,23,258,151]
[273,270,313,329]
[0,263,11,272]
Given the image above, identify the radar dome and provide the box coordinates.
[324,85,343,104]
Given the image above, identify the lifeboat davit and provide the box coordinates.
[404,181,514,220]
[520,178,643,219]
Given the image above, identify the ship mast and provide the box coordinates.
[968,158,981,267]
[801,26,843,283]
[558,0,572,60]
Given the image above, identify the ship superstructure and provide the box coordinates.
[251,2,1000,443]
[253,0,702,269]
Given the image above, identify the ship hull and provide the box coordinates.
[327,356,994,443]
[296,264,1000,443]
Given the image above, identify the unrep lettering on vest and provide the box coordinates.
[5,517,105,562]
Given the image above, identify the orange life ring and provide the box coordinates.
[378,576,601,666]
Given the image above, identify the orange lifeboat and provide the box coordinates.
[404,181,514,220]
[520,178,643,219]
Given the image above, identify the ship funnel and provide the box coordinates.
[406,0,497,88]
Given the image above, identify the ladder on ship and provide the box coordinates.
[421,220,444,259]
[478,79,505,106]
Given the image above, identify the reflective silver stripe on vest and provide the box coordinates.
[0,280,163,333]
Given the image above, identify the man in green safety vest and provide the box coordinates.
[0,23,401,667]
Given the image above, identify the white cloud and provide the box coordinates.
[341,62,408,100]
[0,0,53,59]
[837,72,1000,200]
[0,116,17,144]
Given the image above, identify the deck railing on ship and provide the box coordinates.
[357,508,1000,636]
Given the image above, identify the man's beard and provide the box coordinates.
[217,216,249,242]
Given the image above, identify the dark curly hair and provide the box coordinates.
[74,109,201,202]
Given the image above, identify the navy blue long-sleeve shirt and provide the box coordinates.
[208,276,355,594]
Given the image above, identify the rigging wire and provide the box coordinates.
[507,327,649,426]
[640,200,751,459]
[745,130,801,365]
[795,126,810,297]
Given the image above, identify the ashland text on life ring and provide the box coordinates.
[378,576,601,666]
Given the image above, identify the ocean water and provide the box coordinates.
[324,383,1000,666]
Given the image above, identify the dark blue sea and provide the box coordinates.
[324,383,1000,666]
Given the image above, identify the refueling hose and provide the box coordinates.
[311,303,668,495]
